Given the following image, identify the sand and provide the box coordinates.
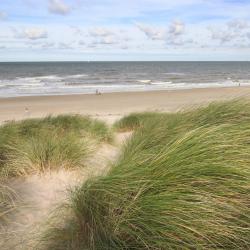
[1,86,250,124]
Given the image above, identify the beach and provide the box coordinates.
[1,86,250,249]
[2,0,250,248]
[1,86,250,124]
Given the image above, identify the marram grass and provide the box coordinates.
[114,112,159,132]
[0,115,113,177]
[40,100,250,250]
[114,99,250,132]
[0,115,113,226]
[0,184,17,228]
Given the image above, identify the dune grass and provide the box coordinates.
[0,115,113,178]
[0,184,17,228]
[40,100,250,249]
[113,112,159,132]
[0,115,113,228]
[114,99,250,132]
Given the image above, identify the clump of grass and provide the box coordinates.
[0,115,113,143]
[1,132,92,177]
[0,184,17,228]
[41,100,250,249]
[0,115,112,178]
[114,112,160,131]
[114,99,250,132]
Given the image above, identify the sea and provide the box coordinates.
[0,62,250,98]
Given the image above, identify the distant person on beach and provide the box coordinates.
[25,107,30,116]
[95,89,101,95]
[236,80,241,87]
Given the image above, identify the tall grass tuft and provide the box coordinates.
[41,100,250,249]
[0,184,17,228]
[113,112,159,132]
[0,115,112,177]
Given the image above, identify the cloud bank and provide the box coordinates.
[0,0,250,60]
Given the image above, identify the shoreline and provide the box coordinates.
[1,86,250,124]
[0,83,247,100]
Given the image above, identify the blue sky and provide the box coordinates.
[0,0,250,61]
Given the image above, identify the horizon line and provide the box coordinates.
[1,60,250,63]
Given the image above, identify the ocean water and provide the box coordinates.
[0,62,250,97]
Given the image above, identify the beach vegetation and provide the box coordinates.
[0,115,113,178]
[41,100,250,249]
[113,112,160,132]
[0,184,17,228]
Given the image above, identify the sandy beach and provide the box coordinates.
[2,1,250,248]
[0,86,250,124]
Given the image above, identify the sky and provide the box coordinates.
[0,0,250,61]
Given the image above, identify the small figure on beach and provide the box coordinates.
[95,89,101,95]
[25,107,30,116]
[235,80,240,87]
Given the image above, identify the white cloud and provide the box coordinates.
[70,26,84,35]
[23,28,48,40]
[210,29,236,43]
[41,42,55,49]
[0,11,7,20]
[136,21,185,44]
[88,27,122,47]
[120,45,129,50]
[96,36,118,45]
[169,21,185,36]
[136,23,167,40]
[12,27,48,40]
[78,40,85,46]
[48,0,71,15]
[86,43,97,49]
[85,36,118,49]
[228,19,250,31]
[58,42,73,49]
[89,28,114,37]
[166,38,194,47]
[210,19,250,44]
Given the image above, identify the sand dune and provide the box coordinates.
[0,132,131,249]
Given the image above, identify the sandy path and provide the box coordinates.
[0,132,131,250]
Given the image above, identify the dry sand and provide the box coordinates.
[1,86,250,124]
